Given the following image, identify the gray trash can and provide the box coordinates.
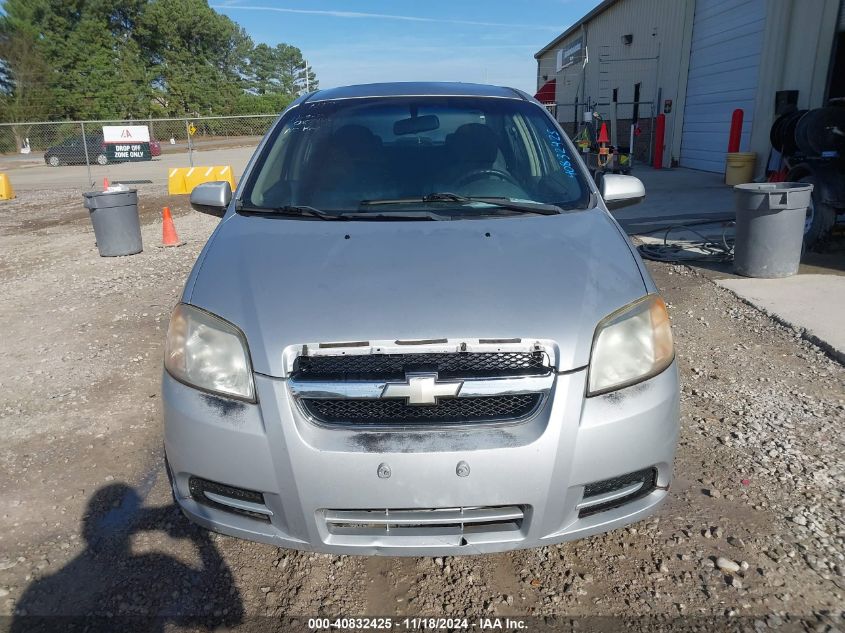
[733,182,813,278]
[82,189,142,257]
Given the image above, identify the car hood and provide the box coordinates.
[187,208,647,377]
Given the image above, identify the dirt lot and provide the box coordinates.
[0,187,842,631]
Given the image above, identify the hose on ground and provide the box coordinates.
[636,223,735,263]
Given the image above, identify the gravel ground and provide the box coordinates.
[0,188,842,632]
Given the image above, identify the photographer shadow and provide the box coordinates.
[11,483,244,632]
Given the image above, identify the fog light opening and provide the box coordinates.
[577,467,658,518]
[188,476,272,523]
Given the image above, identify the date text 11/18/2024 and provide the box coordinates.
[307,617,528,630]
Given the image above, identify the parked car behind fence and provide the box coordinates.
[44,134,108,167]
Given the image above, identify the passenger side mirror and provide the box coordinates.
[190,181,232,217]
[600,174,645,210]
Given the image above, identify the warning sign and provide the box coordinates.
[102,125,152,162]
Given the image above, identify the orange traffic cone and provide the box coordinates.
[161,207,184,247]
[103,177,109,190]
[597,122,610,144]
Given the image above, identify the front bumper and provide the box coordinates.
[163,362,680,555]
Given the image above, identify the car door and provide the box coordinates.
[62,137,81,163]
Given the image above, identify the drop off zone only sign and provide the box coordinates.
[102,125,152,162]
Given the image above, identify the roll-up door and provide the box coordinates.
[679,0,766,172]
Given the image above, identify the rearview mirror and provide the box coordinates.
[190,181,232,217]
[393,114,440,136]
[600,174,645,210]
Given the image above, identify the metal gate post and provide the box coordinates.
[573,100,578,134]
[185,119,194,167]
[648,103,654,166]
[610,101,618,147]
[80,121,93,188]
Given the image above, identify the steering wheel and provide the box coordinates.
[452,168,521,189]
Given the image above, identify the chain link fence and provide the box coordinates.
[0,114,278,192]
[542,101,656,167]
[0,104,657,193]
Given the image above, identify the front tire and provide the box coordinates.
[48,155,60,167]
[96,154,108,166]
[798,175,836,248]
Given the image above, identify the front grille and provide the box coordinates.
[323,505,526,539]
[293,351,551,381]
[301,393,542,426]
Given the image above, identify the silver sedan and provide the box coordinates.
[162,82,679,555]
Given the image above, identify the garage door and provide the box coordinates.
[679,0,766,172]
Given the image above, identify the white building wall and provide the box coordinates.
[579,0,691,118]
[536,50,558,93]
[537,0,694,165]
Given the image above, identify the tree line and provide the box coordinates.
[0,0,317,123]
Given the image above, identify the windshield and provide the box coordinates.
[241,96,590,216]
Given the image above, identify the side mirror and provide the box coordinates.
[190,181,232,217]
[600,174,645,210]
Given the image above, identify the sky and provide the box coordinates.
[213,0,603,94]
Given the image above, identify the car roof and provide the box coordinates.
[305,82,526,102]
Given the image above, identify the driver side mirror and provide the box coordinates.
[190,181,232,217]
[600,174,645,210]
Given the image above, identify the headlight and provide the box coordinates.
[587,295,674,396]
[164,304,255,401]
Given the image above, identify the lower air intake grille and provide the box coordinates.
[301,393,542,426]
[323,505,526,537]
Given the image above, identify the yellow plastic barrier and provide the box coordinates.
[0,173,15,200]
[168,165,237,195]
[168,168,188,195]
[213,165,236,190]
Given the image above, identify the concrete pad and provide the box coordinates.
[613,167,735,234]
[716,275,845,361]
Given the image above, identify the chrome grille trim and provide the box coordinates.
[324,506,525,527]
[289,374,554,400]
[576,482,644,511]
[321,506,527,540]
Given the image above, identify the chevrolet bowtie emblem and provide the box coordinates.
[381,373,462,406]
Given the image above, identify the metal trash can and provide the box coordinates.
[82,188,142,257]
[733,182,813,278]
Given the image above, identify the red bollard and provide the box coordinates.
[653,114,665,169]
[728,109,744,153]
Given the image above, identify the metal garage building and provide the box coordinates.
[535,0,844,174]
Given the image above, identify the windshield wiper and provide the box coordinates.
[236,203,345,221]
[336,210,443,221]
[237,202,443,221]
[359,193,563,216]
